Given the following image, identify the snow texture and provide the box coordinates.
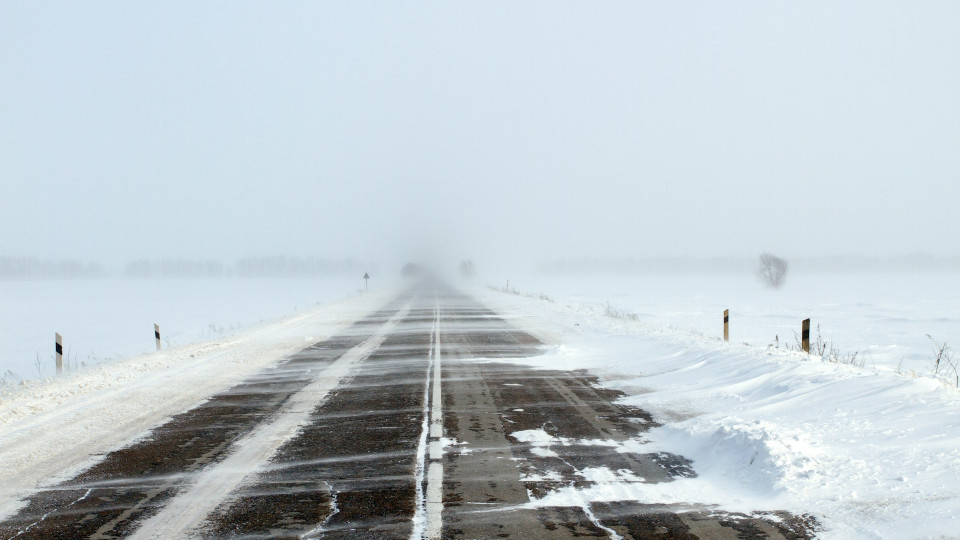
[0,287,395,522]
[481,279,960,540]
[2,274,960,539]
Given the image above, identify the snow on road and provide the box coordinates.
[411,300,444,540]
[0,287,397,522]
[481,284,960,539]
[130,302,411,539]
[3,276,960,539]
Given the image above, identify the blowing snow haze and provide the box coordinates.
[2,2,959,272]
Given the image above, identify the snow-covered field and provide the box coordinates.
[0,285,398,522]
[0,277,369,384]
[480,271,960,539]
[499,272,960,378]
[1,272,958,538]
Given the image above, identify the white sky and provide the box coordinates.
[2,2,958,269]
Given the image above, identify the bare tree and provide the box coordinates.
[459,260,476,279]
[756,253,788,288]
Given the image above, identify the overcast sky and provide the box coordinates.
[2,2,958,270]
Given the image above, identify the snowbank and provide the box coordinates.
[0,287,396,522]
[480,284,960,539]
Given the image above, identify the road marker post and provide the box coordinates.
[155,323,161,351]
[55,333,63,375]
[723,309,729,342]
[363,272,370,291]
[801,319,811,353]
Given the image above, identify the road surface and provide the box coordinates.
[0,280,817,539]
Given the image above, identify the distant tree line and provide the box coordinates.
[536,257,752,275]
[0,256,370,279]
[0,256,106,280]
[125,259,226,278]
[125,257,366,278]
[537,255,960,275]
[233,257,365,278]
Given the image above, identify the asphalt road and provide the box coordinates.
[0,281,817,539]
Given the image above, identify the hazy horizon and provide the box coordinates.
[4,252,960,282]
[3,2,959,270]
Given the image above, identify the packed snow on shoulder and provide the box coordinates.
[0,287,395,522]
[479,275,960,540]
[0,277,368,384]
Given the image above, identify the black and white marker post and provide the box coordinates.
[55,333,63,375]
[155,324,161,351]
[723,309,730,342]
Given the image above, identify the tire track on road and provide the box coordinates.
[200,299,439,538]
[435,290,814,539]
[129,304,412,539]
[0,298,411,540]
[1,284,819,539]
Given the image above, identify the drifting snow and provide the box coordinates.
[0,277,365,383]
[0,287,396,522]
[130,302,410,539]
[2,274,959,539]
[497,272,960,377]
[479,279,960,540]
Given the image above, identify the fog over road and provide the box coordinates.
[0,280,815,539]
